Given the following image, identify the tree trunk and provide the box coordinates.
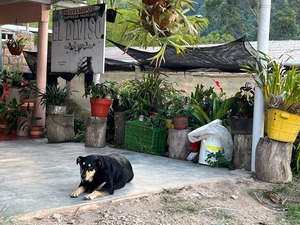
[168,128,191,160]
[85,116,107,148]
[255,137,293,183]
[114,111,129,148]
[233,134,252,171]
[46,114,75,143]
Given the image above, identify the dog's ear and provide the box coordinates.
[96,158,102,167]
[76,156,83,165]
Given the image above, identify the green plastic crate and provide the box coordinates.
[125,120,167,155]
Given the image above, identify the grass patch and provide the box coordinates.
[160,188,200,214]
[249,175,300,224]
[208,209,234,220]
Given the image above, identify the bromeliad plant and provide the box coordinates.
[242,53,300,115]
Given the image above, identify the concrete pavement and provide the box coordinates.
[0,138,246,218]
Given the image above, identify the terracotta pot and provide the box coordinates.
[90,98,113,117]
[173,117,189,129]
[30,126,45,138]
[20,99,35,112]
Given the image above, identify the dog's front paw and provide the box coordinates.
[70,186,86,198]
[83,193,95,200]
[70,191,79,198]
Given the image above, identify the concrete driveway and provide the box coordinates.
[0,138,244,218]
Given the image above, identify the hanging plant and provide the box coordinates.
[123,0,208,67]
[6,37,28,55]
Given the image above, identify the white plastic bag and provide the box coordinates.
[188,119,233,161]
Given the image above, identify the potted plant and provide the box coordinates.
[190,83,234,127]
[84,80,117,117]
[105,0,118,23]
[4,98,27,135]
[167,93,193,130]
[38,84,74,114]
[28,115,44,138]
[227,83,255,134]
[0,67,23,86]
[6,37,28,55]
[17,110,42,137]
[18,79,38,112]
[242,53,300,142]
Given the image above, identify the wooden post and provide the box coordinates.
[233,134,252,171]
[255,137,293,183]
[168,128,191,160]
[46,114,75,143]
[85,116,107,148]
[114,111,129,147]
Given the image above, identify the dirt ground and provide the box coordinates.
[9,175,298,225]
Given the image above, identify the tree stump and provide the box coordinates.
[17,116,29,137]
[233,134,252,171]
[114,111,129,147]
[255,137,293,183]
[85,116,107,148]
[46,114,75,143]
[168,128,191,160]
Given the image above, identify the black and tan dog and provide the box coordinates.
[70,154,134,200]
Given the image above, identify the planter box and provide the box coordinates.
[125,120,167,155]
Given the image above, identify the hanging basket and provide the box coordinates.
[107,8,117,23]
[266,109,300,143]
[90,98,113,117]
[7,44,25,56]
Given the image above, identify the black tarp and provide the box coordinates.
[23,51,135,83]
[109,36,257,72]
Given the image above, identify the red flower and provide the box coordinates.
[3,83,11,91]
[1,91,9,100]
[215,81,223,93]
[21,81,28,86]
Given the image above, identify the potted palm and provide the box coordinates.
[38,84,74,114]
[84,80,117,117]
[6,37,28,55]
[242,54,300,142]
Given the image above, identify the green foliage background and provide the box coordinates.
[27,0,300,45]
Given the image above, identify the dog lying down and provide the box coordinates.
[71,154,134,200]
